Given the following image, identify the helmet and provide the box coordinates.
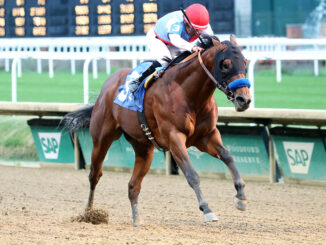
[184,4,209,30]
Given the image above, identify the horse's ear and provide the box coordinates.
[212,38,220,47]
[213,38,227,51]
[230,34,238,46]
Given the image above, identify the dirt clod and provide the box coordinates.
[71,208,109,225]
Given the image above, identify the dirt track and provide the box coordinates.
[0,164,325,244]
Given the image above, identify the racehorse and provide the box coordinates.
[62,35,251,226]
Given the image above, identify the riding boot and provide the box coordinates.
[129,61,161,93]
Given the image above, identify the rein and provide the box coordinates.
[197,51,235,102]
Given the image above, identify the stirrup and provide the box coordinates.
[144,71,157,89]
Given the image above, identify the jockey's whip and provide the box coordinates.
[180,7,205,46]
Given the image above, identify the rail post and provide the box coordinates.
[248,57,258,108]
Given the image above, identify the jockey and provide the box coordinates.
[128,3,214,93]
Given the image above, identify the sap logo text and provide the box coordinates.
[283,142,314,174]
[38,133,62,159]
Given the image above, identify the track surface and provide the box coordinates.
[0,165,325,244]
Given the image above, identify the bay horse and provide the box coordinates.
[63,35,251,226]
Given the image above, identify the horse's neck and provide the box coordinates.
[180,49,216,108]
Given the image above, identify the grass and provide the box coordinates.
[0,116,38,160]
[214,67,326,109]
[0,66,325,109]
[0,67,120,103]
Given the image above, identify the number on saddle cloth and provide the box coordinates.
[127,60,161,93]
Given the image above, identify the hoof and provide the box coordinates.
[204,212,218,222]
[234,197,247,211]
[133,217,142,227]
[131,204,141,227]
[85,206,92,212]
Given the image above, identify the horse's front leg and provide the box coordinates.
[169,131,218,222]
[196,129,247,211]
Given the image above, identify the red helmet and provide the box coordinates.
[184,4,209,30]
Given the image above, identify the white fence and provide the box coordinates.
[1,36,326,106]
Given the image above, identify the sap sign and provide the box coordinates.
[273,128,326,181]
[38,133,61,159]
[28,119,75,164]
[283,142,314,174]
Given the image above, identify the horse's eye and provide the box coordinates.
[221,62,229,70]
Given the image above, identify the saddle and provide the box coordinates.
[144,51,197,89]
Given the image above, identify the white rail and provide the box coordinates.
[246,50,326,107]
[5,49,326,107]
[1,36,326,75]
[1,36,326,105]
[5,51,155,103]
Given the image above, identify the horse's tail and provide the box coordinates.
[60,105,94,133]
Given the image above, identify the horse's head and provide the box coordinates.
[200,35,251,111]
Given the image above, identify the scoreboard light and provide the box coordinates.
[120,4,134,14]
[0,0,4,6]
[75,25,89,35]
[120,14,134,24]
[98,15,111,25]
[33,26,46,36]
[37,0,46,5]
[33,17,46,26]
[30,7,46,17]
[0,18,4,26]
[15,17,25,26]
[12,7,25,17]
[76,16,89,25]
[120,24,134,34]
[15,27,25,36]
[16,0,24,6]
[144,24,154,33]
[0,27,4,36]
[97,5,111,14]
[143,13,157,23]
[143,3,157,12]
[0,9,4,17]
[98,24,111,35]
[75,5,89,15]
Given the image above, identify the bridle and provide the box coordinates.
[196,41,248,102]
[197,50,235,102]
[179,40,249,102]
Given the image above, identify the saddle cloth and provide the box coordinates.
[114,62,164,112]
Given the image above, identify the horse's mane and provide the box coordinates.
[162,34,219,64]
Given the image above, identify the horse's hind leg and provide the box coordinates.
[86,120,122,210]
[125,136,154,226]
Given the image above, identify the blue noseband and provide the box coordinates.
[228,78,251,92]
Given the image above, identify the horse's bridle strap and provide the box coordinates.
[197,51,230,95]
[180,51,199,63]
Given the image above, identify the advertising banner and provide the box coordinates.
[272,127,326,181]
[189,126,270,176]
[28,119,75,163]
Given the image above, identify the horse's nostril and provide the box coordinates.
[247,98,251,105]
[235,96,245,106]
